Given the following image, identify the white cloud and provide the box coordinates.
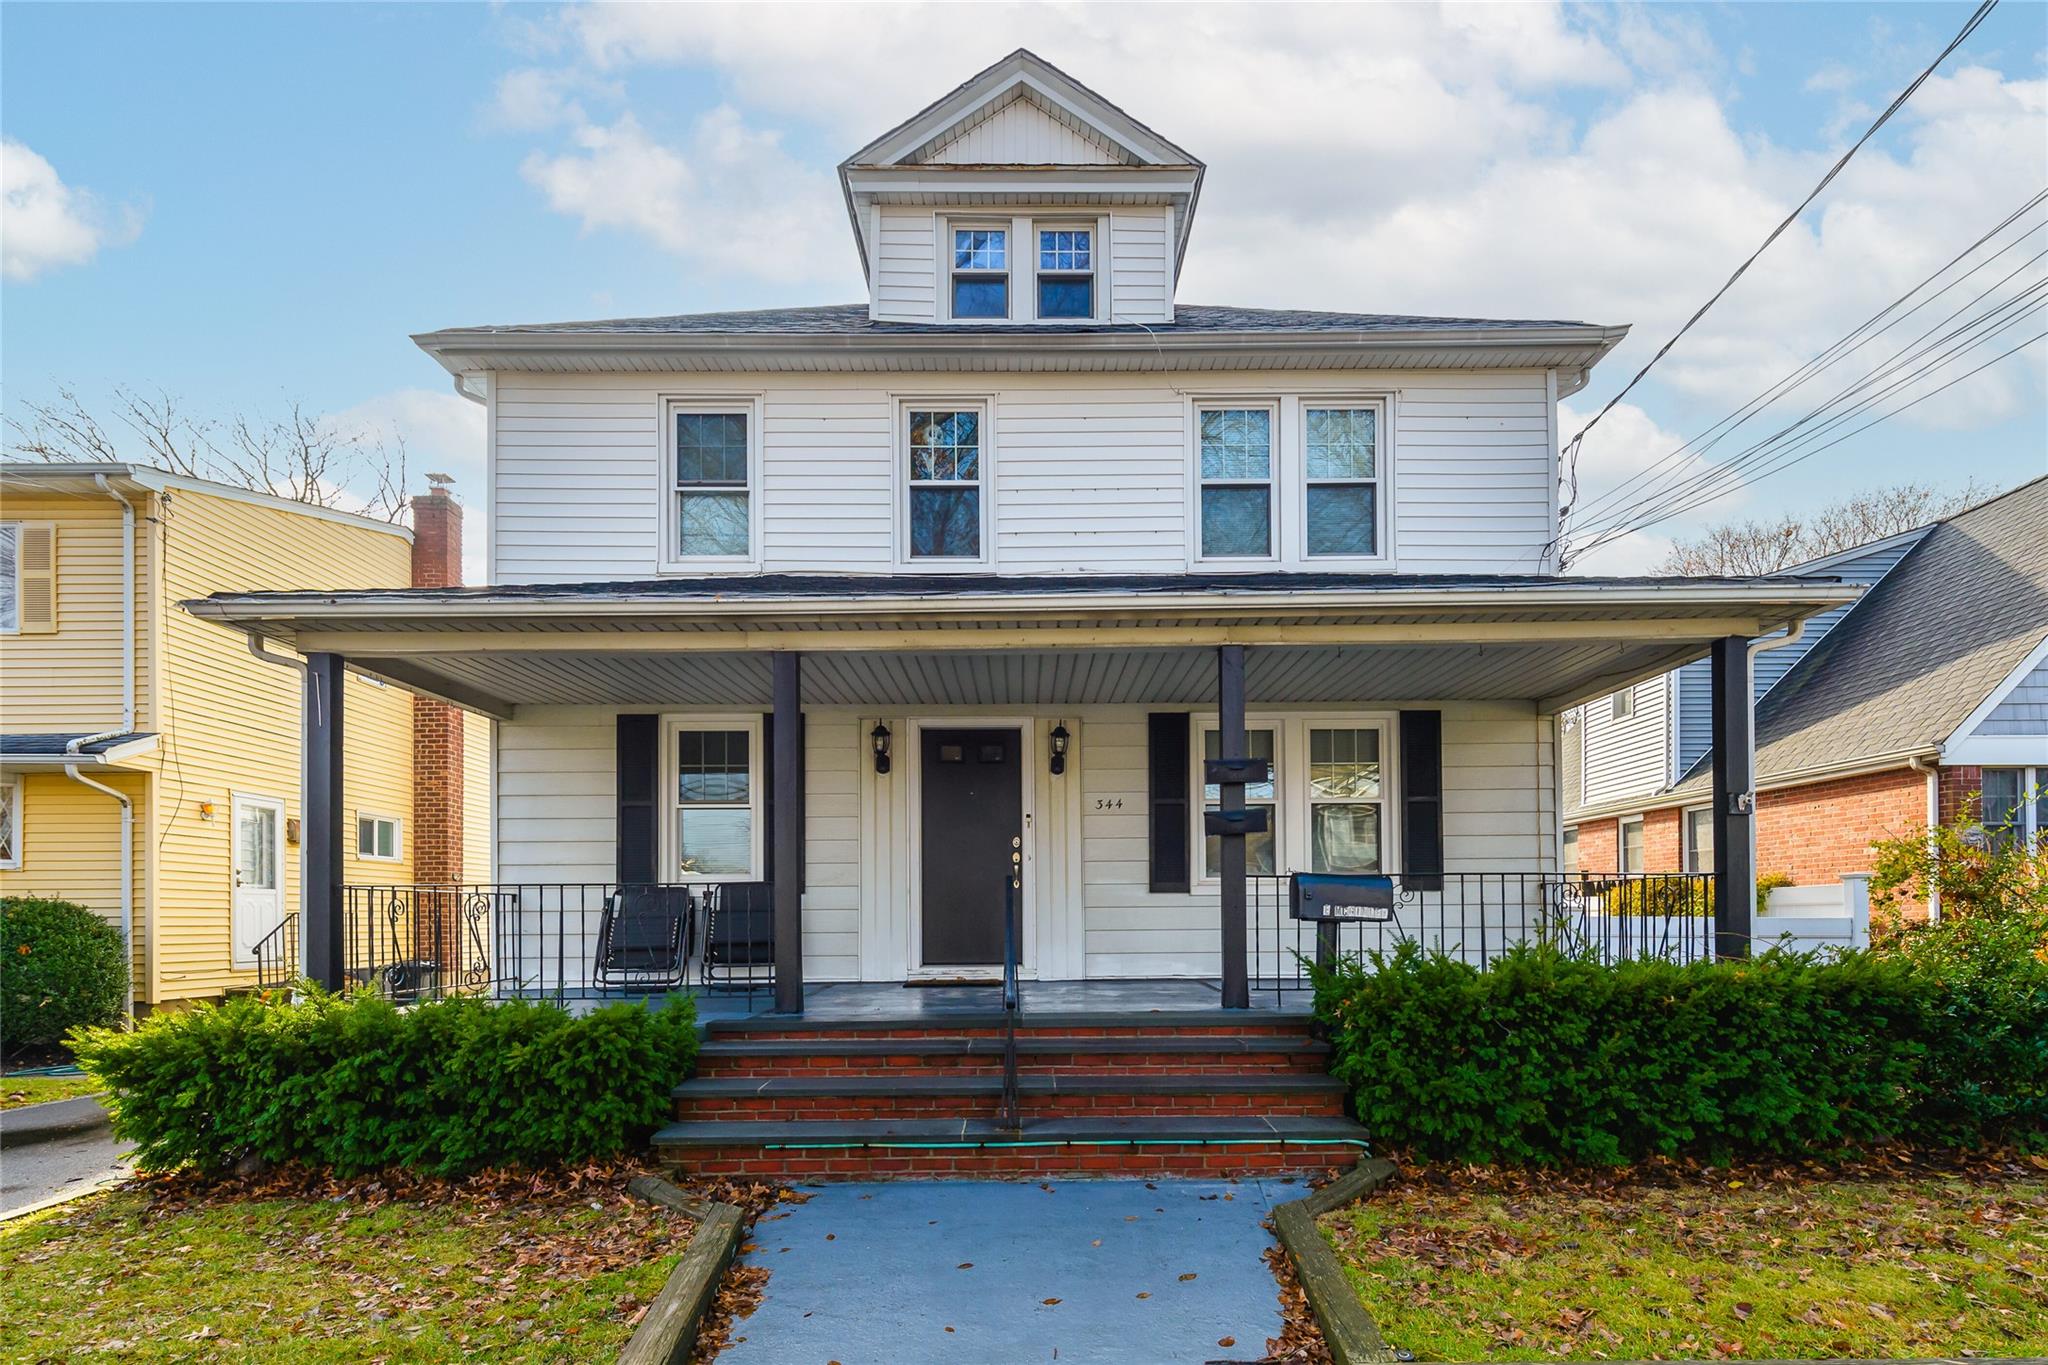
[488,66,623,132]
[518,106,848,287]
[328,389,490,583]
[1,139,144,282]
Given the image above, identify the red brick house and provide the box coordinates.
[1565,477,2047,921]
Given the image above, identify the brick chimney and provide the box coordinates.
[410,477,465,884]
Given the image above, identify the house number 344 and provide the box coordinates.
[1093,797,1126,811]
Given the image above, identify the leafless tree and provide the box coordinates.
[1656,481,1990,575]
[7,385,411,523]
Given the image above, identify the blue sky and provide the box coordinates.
[5,1,2044,577]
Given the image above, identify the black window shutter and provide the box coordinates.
[762,712,805,892]
[616,713,660,885]
[1399,709,1444,892]
[1147,712,1191,894]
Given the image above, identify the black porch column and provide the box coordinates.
[1217,645,1250,1009]
[303,651,346,990]
[1710,635,1755,959]
[771,651,805,1013]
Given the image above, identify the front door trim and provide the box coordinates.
[905,716,1035,980]
[230,790,288,972]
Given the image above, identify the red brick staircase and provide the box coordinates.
[653,1010,1368,1179]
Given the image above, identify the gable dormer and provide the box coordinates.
[839,50,1203,325]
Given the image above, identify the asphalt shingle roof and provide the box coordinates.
[1675,477,2048,791]
[434,303,1595,338]
[0,732,157,757]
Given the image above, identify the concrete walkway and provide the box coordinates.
[716,1179,1297,1364]
[1,1098,132,1218]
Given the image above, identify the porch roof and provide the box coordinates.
[182,573,1861,719]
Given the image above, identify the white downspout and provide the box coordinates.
[60,476,140,1017]
[1737,620,1807,921]
[1908,754,1940,923]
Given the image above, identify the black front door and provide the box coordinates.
[920,727,1023,968]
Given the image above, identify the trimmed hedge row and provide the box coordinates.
[72,989,699,1176]
[1312,911,2048,1165]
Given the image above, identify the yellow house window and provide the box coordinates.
[356,813,402,862]
[0,776,20,869]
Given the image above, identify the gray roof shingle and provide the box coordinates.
[1,732,157,758]
[428,303,1595,339]
[1675,477,2048,791]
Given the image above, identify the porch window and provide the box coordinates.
[0,775,19,870]
[1982,767,2046,851]
[1683,806,1713,872]
[1201,726,1277,876]
[1036,226,1093,319]
[1198,406,1273,559]
[356,813,402,862]
[1611,688,1636,720]
[950,227,1009,319]
[676,728,755,877]
[907,408,983,559]
[1618,816,1645,874]
[1303,407,1379,557]
[1307,726,1382,873]
[670,408,753,560]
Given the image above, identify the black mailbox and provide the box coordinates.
[1202,807,1270,836]
[1289,873,1396,922]
[1202,757,1271,786]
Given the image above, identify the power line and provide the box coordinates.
[1557,0,2003,517]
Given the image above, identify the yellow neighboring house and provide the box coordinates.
[0,463,489,1010]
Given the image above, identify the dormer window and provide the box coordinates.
[951,228,1009,319]
[1037,227,1094,319]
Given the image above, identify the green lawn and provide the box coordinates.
[1322,1164,2048,1361]
[0,1173,692,1362]
[1,1074,100,1110]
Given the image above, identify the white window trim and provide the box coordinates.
[1981,766,2045,847]
[1031,218,1104,323]
[1681,804,1713,873]
[659,395,763,573]
[661,714,766,883]
[355,812,404,863]
[0,774,21,870]
[1617,815,1646,874]
[894,396,995,570]
[1297,398,1391,566]
[1191,399,1281,567]
[0,522,18,636]
[1189,712,1400,885]
[942,217,1014,323]
[1612,688,1636,720]
[1186,392,1399,571]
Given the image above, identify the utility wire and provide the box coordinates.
[1556,0,2003,518]
[1569,189,2047,526]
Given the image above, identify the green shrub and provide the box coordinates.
[2,896,128,1049]
[70,988,699,1176]
[1313,928,2047,1165]
[1756,871,1795,914]
[1594,876,1714,919]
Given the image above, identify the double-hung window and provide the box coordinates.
[0,775,19,870]
[1982,768,2046,851]
[1307,726,1384,873]
[1036,226,1093,319]
[1197,406,1274,559]
[1618,816,1646,874]
[1682,806,1714,872]
[1303,406,1380,557]
[1201,727,1277,877]
[669,406,753,561]
[674,724,758,878]
[906,407,983,559]
[951,227,1009,319]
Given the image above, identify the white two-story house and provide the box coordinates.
[188,51,1857,1013]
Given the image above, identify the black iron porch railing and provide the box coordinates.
[1247,871,1718,1003]
[252,913,301,992]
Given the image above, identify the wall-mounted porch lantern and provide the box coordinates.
[871,722,892,775]
[1049,723,1071,776]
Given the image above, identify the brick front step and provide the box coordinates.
[708,1013,1317,1044]
[673,1073,1347,1121]
[651,1115,1368,1180]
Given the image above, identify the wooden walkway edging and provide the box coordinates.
[1271,1156,1400,1365]
[618,1175,746,1365]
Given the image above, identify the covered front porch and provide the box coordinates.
[187,571,1859,1013]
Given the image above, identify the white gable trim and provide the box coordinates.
[911,86,1131,167]
[1942,631,2048,766]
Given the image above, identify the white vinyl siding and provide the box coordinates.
[915,94,1125,166]
[1107,209,1172,322]
[489,370,1558,583]
[1580,676,1672,807]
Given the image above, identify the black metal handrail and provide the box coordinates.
[1247,870,1720,1004]
[998,873,1021,1131]
[252,912,300,991]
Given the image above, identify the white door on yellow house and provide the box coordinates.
[231,793,285,970]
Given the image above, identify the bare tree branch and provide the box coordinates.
[1656,481,1991,575]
